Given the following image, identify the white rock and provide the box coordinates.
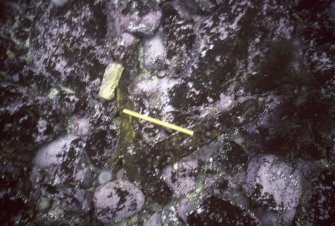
[69,117,90,136]
[144,34,166,70]
[93,180,145,223]
[98,170,112,185]
[144,213,162,226]
[177,198,192,223]
[121,11,162,37]
[33,135,78,168]
[162,160,198,196]
[243,155,302,210]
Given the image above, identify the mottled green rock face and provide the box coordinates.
[98,63,124,100]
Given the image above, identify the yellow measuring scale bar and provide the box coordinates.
[122,108,194,136]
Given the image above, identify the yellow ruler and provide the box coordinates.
[122,108,194,136]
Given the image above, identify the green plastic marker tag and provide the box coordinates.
[98,63,124,100]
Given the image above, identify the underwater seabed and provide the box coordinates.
[0,0,334,225]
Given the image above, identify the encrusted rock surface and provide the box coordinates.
[93,180,145,223]
[0,0,333,225]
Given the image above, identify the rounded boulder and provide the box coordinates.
[93,180,145,223]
